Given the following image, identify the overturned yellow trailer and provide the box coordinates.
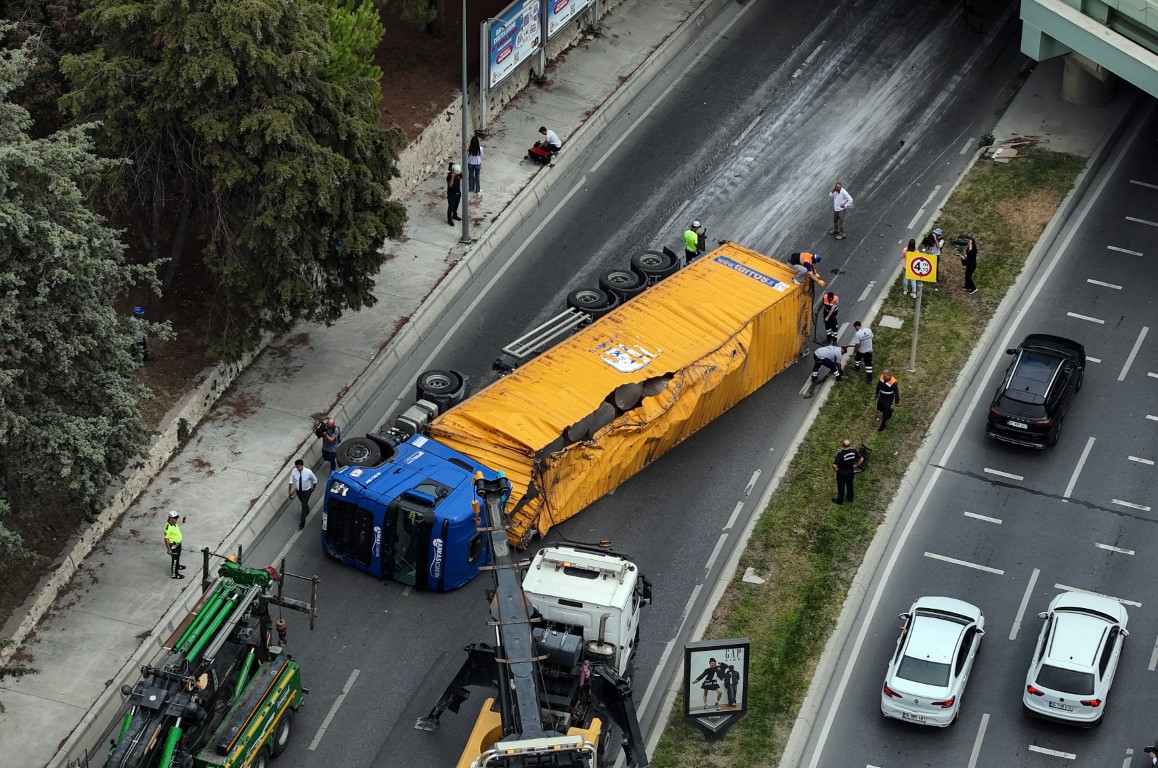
[429,242,811,546]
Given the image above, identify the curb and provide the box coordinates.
[775,94,1143,768]
[45,0,737,763]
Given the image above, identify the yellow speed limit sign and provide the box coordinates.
[905,250,938,283]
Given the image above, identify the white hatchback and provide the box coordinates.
[1023,591,1129,725]
[881,596,985,727]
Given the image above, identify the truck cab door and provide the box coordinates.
[387,489,437,587]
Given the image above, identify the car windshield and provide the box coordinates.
[897,655,951,687]
[996,394,1046,417]
[1036,664,1094,695]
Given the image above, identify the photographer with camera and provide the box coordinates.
[316,417,341,472]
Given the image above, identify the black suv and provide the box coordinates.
[986,334,1085,448]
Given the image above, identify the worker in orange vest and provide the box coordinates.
[821,291,839,344]
[875,370,901,432]
[788,252,825,287]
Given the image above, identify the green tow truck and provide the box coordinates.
[104,559,317,768]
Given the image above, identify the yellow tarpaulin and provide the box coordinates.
[429,242,811,545]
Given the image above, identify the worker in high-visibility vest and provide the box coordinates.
[821,291,839,344]
[875,371,901,432]
[164,511,187,579]
[684,220,705,264]
[788,252,825,287]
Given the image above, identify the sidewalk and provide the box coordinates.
[0,0,732,764]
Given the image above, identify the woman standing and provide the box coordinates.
[963,237,978,294]
[901,239,918,298]
[467,136,483,194]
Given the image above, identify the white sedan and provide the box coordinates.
[881,596,985,727]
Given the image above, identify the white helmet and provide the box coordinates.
[692,220,701,228]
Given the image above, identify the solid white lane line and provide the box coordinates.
[1055,583,1141,607]
[857,281,876,302]
[1107,245,1143,255]
[803,42,826,66]
[1010,568,1041,641]
[1028,744,1076,759]
[744,469,761,497]
[984,467,1023,481]
[1096,543,1135,555]
[966,713,990,768]
[1119,326,1149,381]
[1067,311,1105,324]
[1129,456,1155,465]
[733,114,762,146]
[1086,278,1122,289]
[1062,437,1095,501]
[1149,635,1158,671]
[964,511,1002,524]
[906,185,942,230]
[1113,498,1152,511]
[1130,179,1158,189]
[704,533,728,574]
[1126,216,1158,227]
[959,137,974,155]
[590,3,756,173]
[657,199,691,240]
[723,501,744,531]
[1087,356,1101,363]
[309,668,361,751]
[924,552,1004,575]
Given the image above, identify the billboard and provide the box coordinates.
[488,0,542,90]
[546,0,592,39]
[683,638,750,737]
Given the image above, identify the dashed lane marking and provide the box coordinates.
[924,552,1004,575]
[984,467,1023,481]
[1126,216,1158,227]
[1148,415,1158,422]
[1119,327,1149,381]
[966,713,990,768]
[1054,583,1141,607]
[724,501,744,531]
[964,511,1002,524]
[1067,311,1104,324]
[1063,437,1095,502]
[1113,498,1152,512]
[1087,356,1101,363]
[1010,569,1040,641]
[309,669,361,751]
[1129,456,1155,465]
[858,281,876,301]
[1086,278,1122,289]
[744,469,761,497]
[959,137,974,155]
[733,114,762,146]
[1095,543,1135,555]
[704,533,727,574]
[1107,245,1143,255]
[1130,179,1158,189]
[1028,744,1076,759]
[1149,636,1158,672]
[1149,372,1158,379]
[906,185,942,230]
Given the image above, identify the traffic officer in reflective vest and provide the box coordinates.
[164,511,186,579]
[821,291,839,344]
[850,321,874,383]
[875,370,901,431]
[832,439,864,504]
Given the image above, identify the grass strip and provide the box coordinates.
[649,147,1086,768]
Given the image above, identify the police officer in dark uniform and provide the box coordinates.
[875,369,901,432]
[832,439,863,504]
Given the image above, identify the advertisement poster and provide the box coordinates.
[488,0,541,90]
[683,638,749,738]
[546,0,592,39]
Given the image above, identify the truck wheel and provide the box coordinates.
[630,250,677,284]
[336,437,383,468]
[567,288,612,313]
[599,269,645,302]
[585,290,620,321]
[253,747,271,768]
[272,709,293,756]
[416,369,463,399]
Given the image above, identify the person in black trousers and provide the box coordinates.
[832,439,863,504]
[876,370,901,431]
[446,163,462,226]
[963,237,978,294]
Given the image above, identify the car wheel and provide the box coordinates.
[1048,419,1062,447]
[1076,367,1084,392]
[599,268,646,302]
[336,437,384,468]
[272,709,293,756]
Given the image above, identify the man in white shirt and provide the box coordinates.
[811,343,845,382]
[849,320,874,383]
[828,182,853,240]
[538,126,562,153]
[288,459,319,529]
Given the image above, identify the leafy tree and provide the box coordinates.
[61,0,407,359]
[376,0,436,32]
[0,30,155,557]
[327,0,385,89]
[2,0,92,135]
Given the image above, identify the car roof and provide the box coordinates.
[912,596,983,622]
[1050,590,1128,624]
[906,613,964,664]
[1045,612,1107,668]
[1007,351,1060,397]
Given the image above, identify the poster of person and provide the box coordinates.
[683,638,749,730]
[487,0,542,90]
[546,0,592,39]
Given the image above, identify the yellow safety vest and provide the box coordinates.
[164,522,183,545]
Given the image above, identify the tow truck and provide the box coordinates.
[103,559,317,768]
[415,472,652,767]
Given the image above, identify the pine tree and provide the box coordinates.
[0,31,155,560]
[62,0,408,359]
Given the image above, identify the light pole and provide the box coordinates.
[459,0,471,244]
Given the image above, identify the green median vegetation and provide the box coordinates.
[650,147,1087,768]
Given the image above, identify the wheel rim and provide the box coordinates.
[574,289,604,305]
[606,271,636,286]
[277,718,290,747]
[346,443,371,462]
[636,254,663,268]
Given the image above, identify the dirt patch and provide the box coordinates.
[993,188,1058,243]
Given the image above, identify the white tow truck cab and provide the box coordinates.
[523,545,651,676]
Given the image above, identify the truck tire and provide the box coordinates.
[599,268,646,302]
[566,287,612,313]
[416,369,463,399]
[630,250,678,285]
[336,437,383,468]
[272,709,294,756]
[253,747,271,768]
[585,290,620,321]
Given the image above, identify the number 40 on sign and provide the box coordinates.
[904,250,938,283]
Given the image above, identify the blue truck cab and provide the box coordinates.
[321,434,494,591]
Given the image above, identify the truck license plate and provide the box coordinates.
[1007,420,1028,430]
[1048,701,1073,712]
[902,713,927,722]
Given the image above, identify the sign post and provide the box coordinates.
[904,250,938,372]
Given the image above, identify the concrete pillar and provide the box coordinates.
[1061,54,1115,105]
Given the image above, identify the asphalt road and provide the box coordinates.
[237,2,1034,765]
[798,110,1158,767]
